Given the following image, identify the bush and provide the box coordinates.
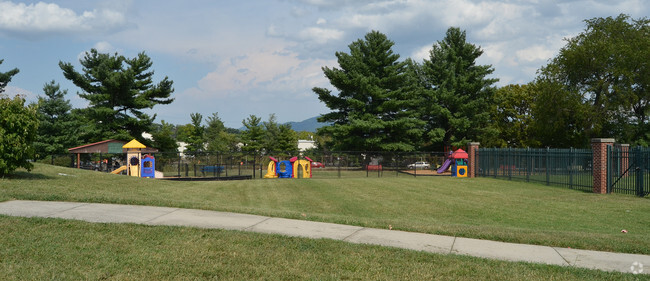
[0,95,39,176]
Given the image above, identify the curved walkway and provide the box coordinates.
[0,200,647,275]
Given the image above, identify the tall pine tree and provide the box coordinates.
[0,59,18,93]
[33,81,80,157]
[420,27,498,149]
[186,113,205,153]
[314,31,424,152]
[59,49,174,143]
[241,115,265,152]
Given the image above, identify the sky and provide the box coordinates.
[0,0,647,128]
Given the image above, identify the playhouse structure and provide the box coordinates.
[106,139,159,178]
[264,156,313,179]
[437,148,469,177]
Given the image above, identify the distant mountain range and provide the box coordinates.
[285,116,330,132]
[237,116,330,132]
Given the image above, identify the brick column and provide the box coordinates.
[591,138,614,194]
[468,142,480,178]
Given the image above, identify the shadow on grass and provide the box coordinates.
[3,171,55,180]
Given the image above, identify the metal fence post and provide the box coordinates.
[337,153,341,178]
[607,146,612,194]
[569,148,574,189]
[508,148,512,180]
[546,147,550,186]
[177,153,181,177]
[526,148,530,182]
[636,147,644,197]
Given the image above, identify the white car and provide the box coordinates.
[408,161,430,169]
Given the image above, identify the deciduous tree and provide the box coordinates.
[542,14,650,145]
[0,61,38,176]
[0,95,38,176]
[486,84,536,148]
[150,120,178,155]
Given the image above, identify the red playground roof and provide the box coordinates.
[452,149,468,159]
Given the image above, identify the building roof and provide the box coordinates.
[68,139,127,154]
[68,139,158,154]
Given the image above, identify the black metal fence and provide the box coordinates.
[43,151,449,179]
[608,146,650,197]
[477,148,593,192]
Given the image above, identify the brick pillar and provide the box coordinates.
[468,142,480,178]
[591,138,614,194]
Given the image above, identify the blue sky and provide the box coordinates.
[0,0,647,128]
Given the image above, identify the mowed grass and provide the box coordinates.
[0,216,645,281]
[2,163,650,255]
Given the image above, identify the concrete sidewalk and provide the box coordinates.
[0,200,647,275]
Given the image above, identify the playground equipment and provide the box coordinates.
[120,139,160,178]
[437,149,469,177]
[141,155,155,178]
[264,157,279,178]
[264,156,313,179]
[110,165,127,174]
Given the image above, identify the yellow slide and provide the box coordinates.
[111,166,127,174]
[264,161,278,178]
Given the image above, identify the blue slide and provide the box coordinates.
[437,159,452,174]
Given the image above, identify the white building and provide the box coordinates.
[298,139,317,151]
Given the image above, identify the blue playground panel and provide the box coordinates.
[141,157,155,178]
[276,160,293,178]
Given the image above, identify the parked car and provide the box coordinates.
[311,161,325,168]
[408,161,430,169]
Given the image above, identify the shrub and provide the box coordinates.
[0,95,39,176]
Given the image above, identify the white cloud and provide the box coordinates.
[0,1,129,36]
[92,41,116,53]
[298,27,344,44]
[185,48,335,100]
[76,41,119,61]
[2,86,36,101]
[480,42,506,64]
[411,44,432,62]
[516,45,555,63]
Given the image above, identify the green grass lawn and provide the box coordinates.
[0,216,644,281]
[2,163,649,257]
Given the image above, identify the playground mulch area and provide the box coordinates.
[399,169,450,176]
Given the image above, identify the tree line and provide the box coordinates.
[1,14,648,176]
[316,14,650,151]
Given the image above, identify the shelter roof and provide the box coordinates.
[68,139,158,154]
[68,139,126,154]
